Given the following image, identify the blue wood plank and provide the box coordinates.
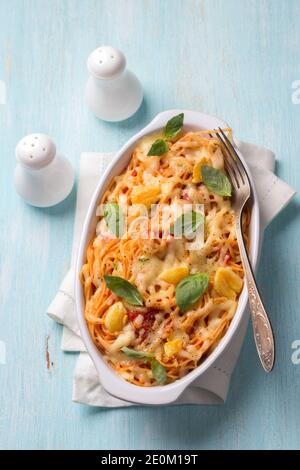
[0,0,299,450]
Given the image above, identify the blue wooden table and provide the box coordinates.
[1,0,300,450]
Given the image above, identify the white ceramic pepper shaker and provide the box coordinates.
[14,133,75,207]
[85,46,143,121]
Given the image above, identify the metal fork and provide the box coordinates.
[215,127,275,372]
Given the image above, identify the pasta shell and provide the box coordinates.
[159,265,189,284]
[104,302,127,333]
[131,185,161,208]
[164,339,182,358]
[192,157,210,183]
[214,267,243,300]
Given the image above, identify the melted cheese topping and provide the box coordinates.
[80,129,249,387]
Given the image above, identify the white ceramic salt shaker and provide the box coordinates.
[85,46,143,121]
[14,133,75,207]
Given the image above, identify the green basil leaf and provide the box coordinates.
[201,165,232,197]
[104,203,124,237]
[104,275,143,306]
[150,359,167,385]
[176,273,209,311]
[170,211,204,238]
[164,113,184,139]
[121,347,150,360]
[147,139,169,156]
[121,347,167,385]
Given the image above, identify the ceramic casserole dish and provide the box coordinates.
[75,109,260,405]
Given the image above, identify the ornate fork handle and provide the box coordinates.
[236,213,275,372]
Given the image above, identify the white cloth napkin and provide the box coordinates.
[47,144,296,407]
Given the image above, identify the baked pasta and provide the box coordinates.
[80,114,249,386]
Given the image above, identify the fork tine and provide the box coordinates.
[213,132,240,189]
[223,151,240,189]
[218,128,247,185]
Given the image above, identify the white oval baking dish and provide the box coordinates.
[75,109,260,405]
